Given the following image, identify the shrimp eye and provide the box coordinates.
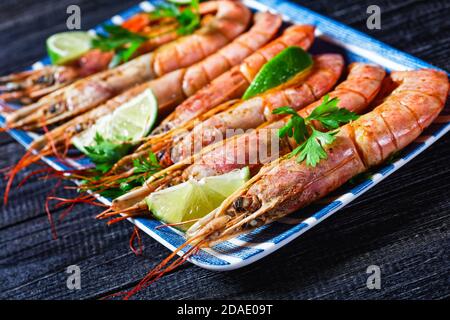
[48,104,57,114]
[74,123,83,133]
[233,197,246,213]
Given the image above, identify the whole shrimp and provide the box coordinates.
[0,50,112,104]
[186,69,449,247]
[4,0,251,131]
[108,63,385,213]
[92,53,343,192]
[0,2,224,104]
[26,12,282,156]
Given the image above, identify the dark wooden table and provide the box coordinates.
[0,0,449,300]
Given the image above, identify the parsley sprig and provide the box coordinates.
[132,151,161,175]
[99,152,161,199]
[273,94,360,167]
[83,133,133,174]
[92,24,148,68]
[151,0,200,36]
[92,0,200,68]
[81,140,161,199]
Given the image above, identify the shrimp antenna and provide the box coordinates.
[3,120,72,204]
[129,226,144,256]
[104,235,208,300]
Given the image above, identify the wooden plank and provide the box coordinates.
[0,0,449,300]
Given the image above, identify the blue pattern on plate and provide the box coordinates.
[271,222,309,244]
[213,242,264,260]
[313,200,343,220]
[379,164,395,176]
[1,0,449,271]
[349,179,375,196]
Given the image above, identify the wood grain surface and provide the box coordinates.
[0,0,449,300]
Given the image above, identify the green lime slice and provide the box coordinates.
[47,32,93,65]
[72,89,158,152]
[167,0,193,4]
[146,167,250,231]
[109,89,158,142]
[72,115,112,154]
[202,167,250,200]
[242,46,313,100]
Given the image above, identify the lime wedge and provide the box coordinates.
[242,46,313,100]
[146,167,250,230]
[109,89,158,142]
[72,115,112,154]
[167,0,192,4]
[47,32,93,65]
[72,89,158,152]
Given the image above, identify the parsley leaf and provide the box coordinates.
[94,151,161,199]
[92,24,148,67]
[92,25,147,50]
[92,1,201,68]
[151,3,179,19]
[132,151,161,174]
[273,94,359,167]
[272,106,299,116]
[83,133,133,174]
[276,107,308,144]
[151,0,200,36]
[307,95,359,130]
[291,128,337,167]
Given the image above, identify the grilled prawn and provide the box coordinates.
[187,69,449,246]
[150,24,316,135]
[111,62,395,299]
[109,62,385,212]
[4,0,251,130]
[167,54,344,164]
[0,18,176,104]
